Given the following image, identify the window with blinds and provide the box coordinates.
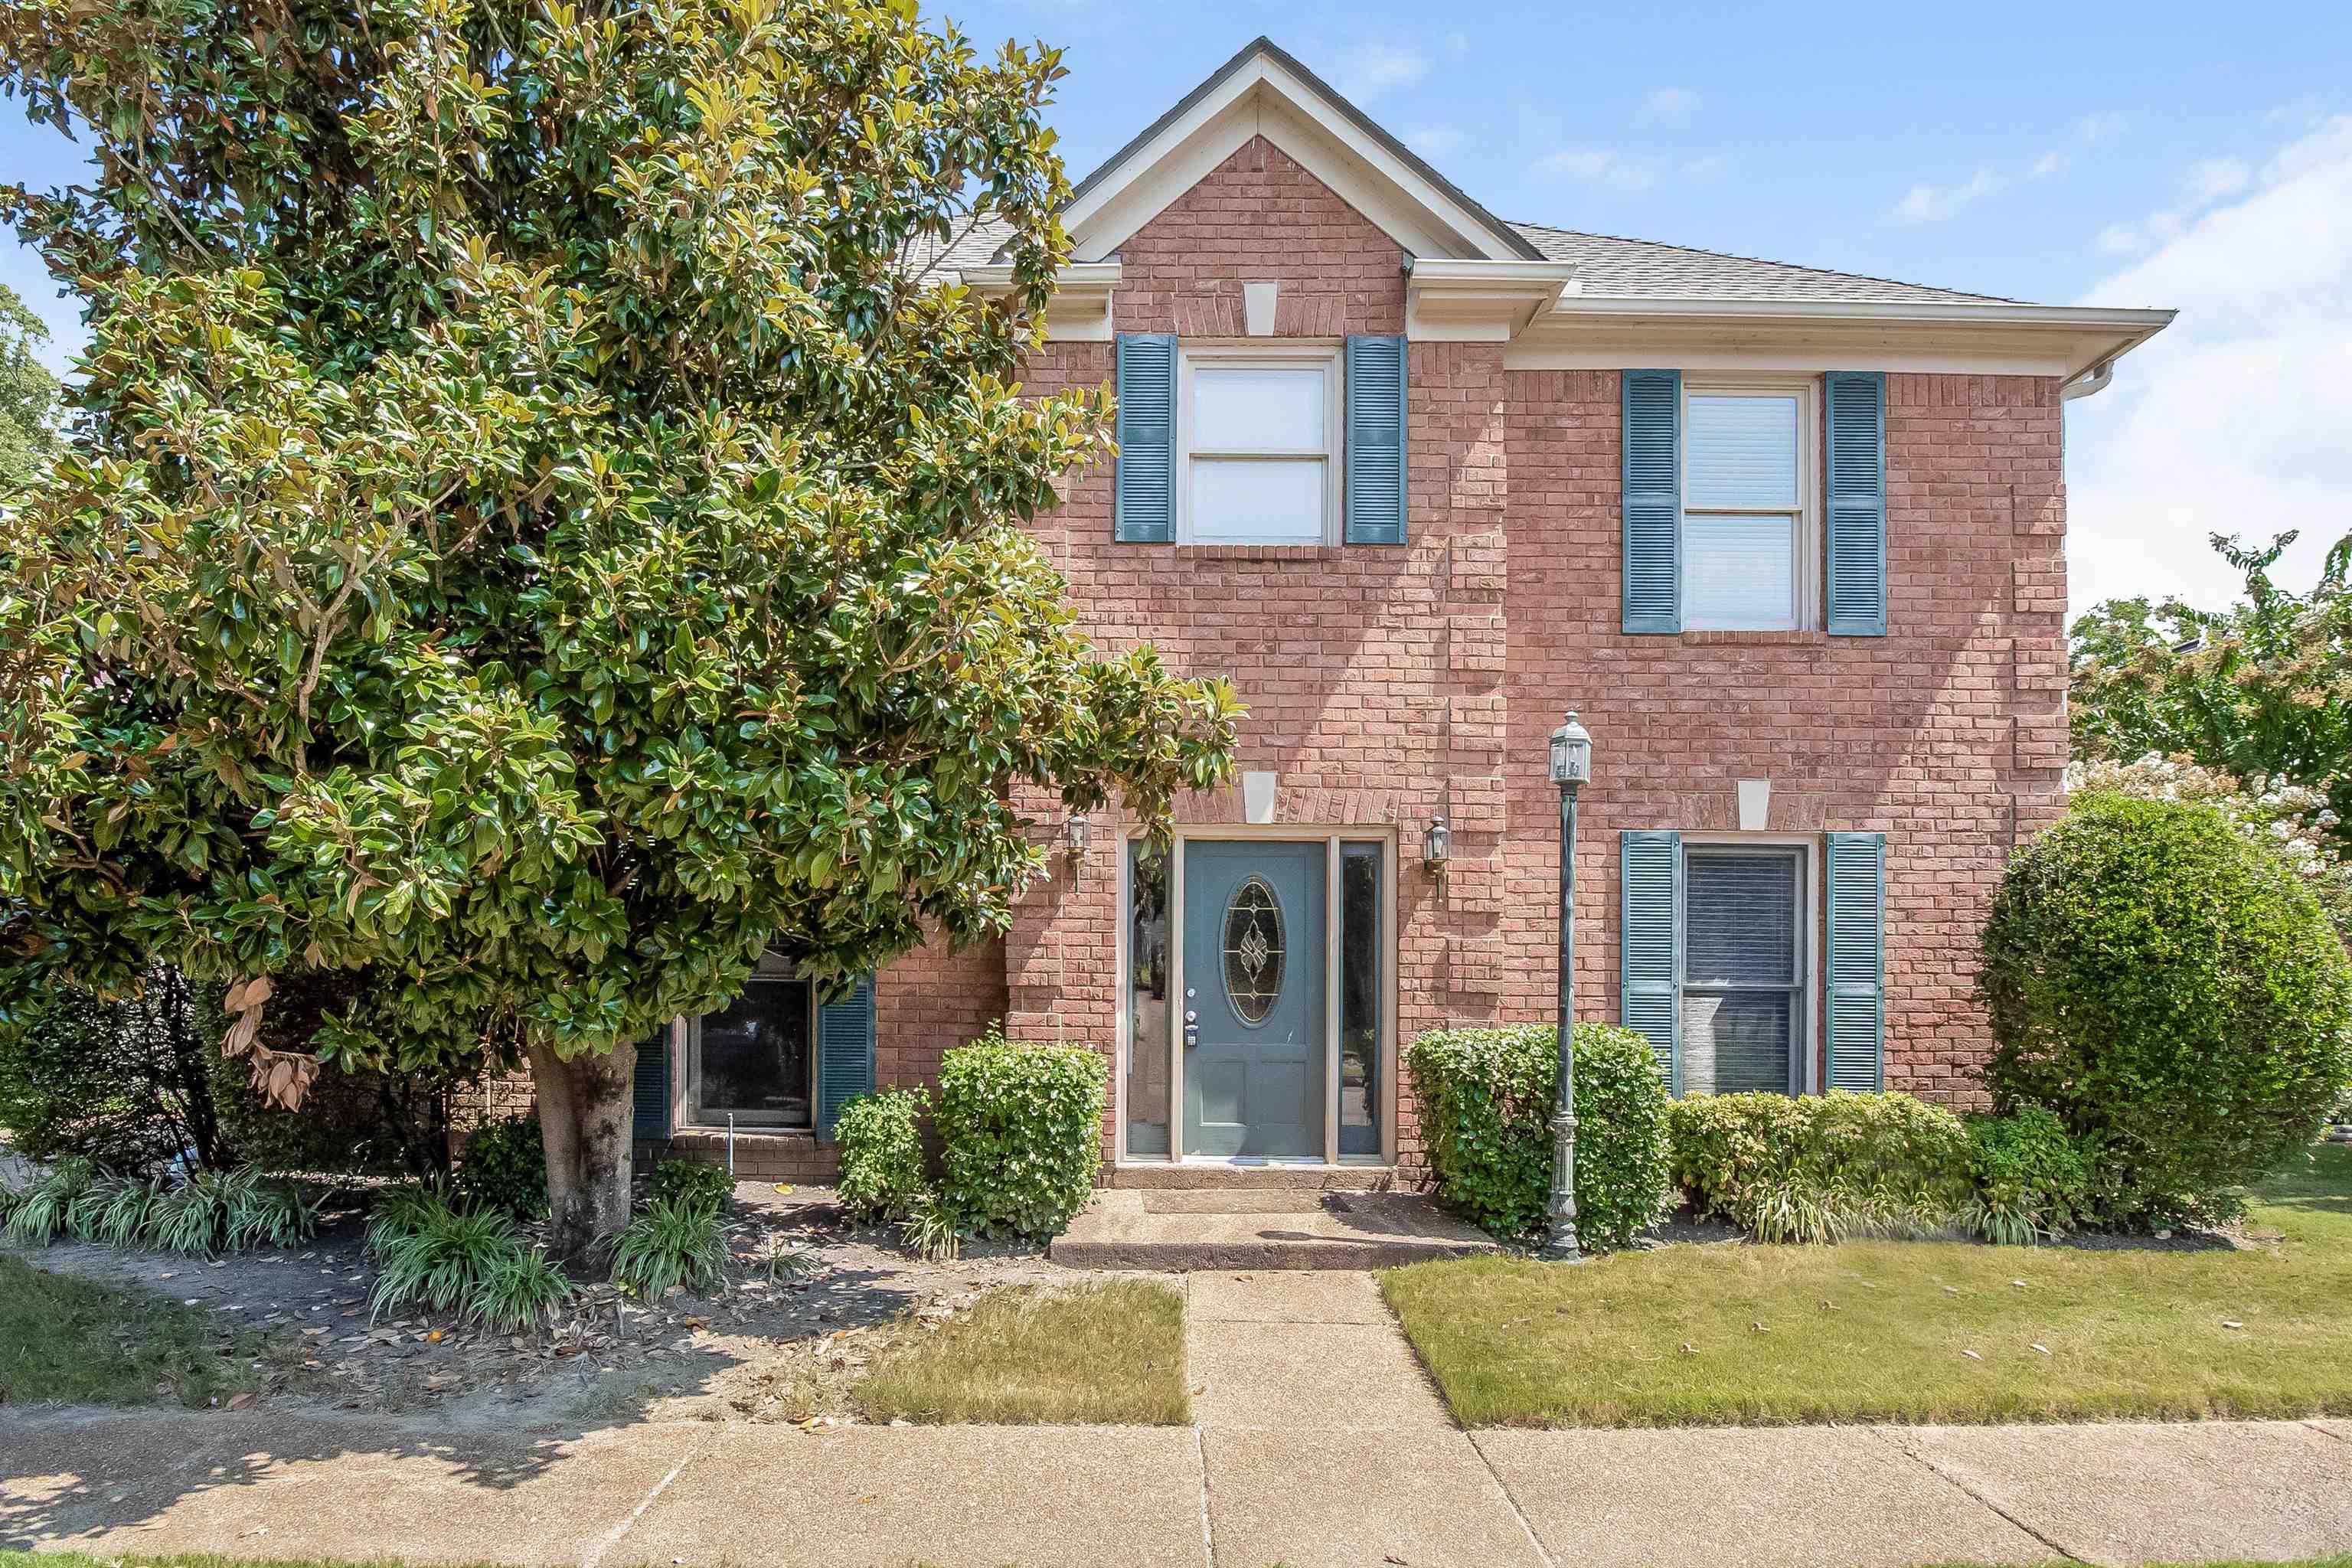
[1681,848,1804,1096]
[1683,385,1812,631]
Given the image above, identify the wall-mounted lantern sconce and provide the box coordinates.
[1423,814,1452,875]
[1064,812,1092,877]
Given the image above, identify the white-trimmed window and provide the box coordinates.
[1682,378,1818,630]
[1178,345,1343,544]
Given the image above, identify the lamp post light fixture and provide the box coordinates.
[1422,814,1452,875]
[1542,710,1593,1263]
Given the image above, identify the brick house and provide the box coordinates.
[635,38,2173,1186]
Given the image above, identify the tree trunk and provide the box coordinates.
[528,1036,637,1267]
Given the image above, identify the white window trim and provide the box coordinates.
[1115,823,1398,1167]
[1175,341,1344,546]
[1678,834,1821,1096]
[1681,374,1820,632]
[683,952,818,1130]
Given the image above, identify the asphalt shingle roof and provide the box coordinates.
[1506,223,2015,305]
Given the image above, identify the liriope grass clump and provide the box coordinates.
[364,1183,575,1332]
[604,1195,730,1302]
[1,1159,317,1255]
[4,1157,96,1244]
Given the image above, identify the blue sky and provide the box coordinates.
[6,0,2350,613]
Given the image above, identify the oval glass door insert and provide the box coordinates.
[1222,875,1285,1025]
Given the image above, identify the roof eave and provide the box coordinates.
[1512,298,2177,382]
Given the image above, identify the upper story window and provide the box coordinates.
[1178,347,1342,544]
[1681,379,1818,632]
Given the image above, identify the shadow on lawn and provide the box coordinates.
[0,1259,921,1553]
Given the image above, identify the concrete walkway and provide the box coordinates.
[5,1271,2352,1566]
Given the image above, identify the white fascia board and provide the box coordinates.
[1063,56,1522,263]
[960,261,1123,292]
[960,262,1121,341]
[1506,298,2175,381]
[1404,258,1578,341]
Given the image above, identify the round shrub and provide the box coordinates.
[648,1158,735,1215]
[1964,1107,2089,1244]
[934,1032,1105,1240]
[1404,1023,1674,1249]
[1981,792,2352,1223]
[456,1113,549,1220]
[1668,1091,1974,1243]
[835,1087,931,1223]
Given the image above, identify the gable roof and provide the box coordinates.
[968,37,2066,309]
[935,37,2171,382]
[1068,38,1541,263]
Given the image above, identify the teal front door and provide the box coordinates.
[1182,841,1326,1157]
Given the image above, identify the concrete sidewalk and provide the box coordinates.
[5,1272,2351,1567]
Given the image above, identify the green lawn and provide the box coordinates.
[857,1279,1190,1426]
[1382,1144,2352,1428]
[0,1253,292,1409]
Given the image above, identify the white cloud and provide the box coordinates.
[1530,148,1661,192]
[1895,166,2007,222]
[1332,38,1429,102]
[2066,116,2352,614]
[1896,142,2074,223]
[1408,127,1465,158]
[2181,156,2252,204]
[1645,87,1697,121]
[2091,151,2265,259]
[1530,145,1730,193]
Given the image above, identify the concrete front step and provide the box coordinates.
[1103,1161,1398,1191]
[1051,1188,1498,1271]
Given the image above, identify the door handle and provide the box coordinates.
[1184,1022,1200,1050]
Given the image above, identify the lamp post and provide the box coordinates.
[1541,710,1592,1263]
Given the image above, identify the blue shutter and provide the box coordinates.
[1824,371,1887,635]
[632,1033,671,1143]
[815,973,877,1140]
[1115,333,1177,542]
[1620,830,1683,1093]
[1344,333,1408,544]
[1825,833,1886,1091]
[1622,370,1682,633]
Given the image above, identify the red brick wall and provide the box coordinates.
[871,134,2068,1165]
[877,933,1007,1090]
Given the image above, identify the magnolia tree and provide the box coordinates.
[0,0,1239,1259]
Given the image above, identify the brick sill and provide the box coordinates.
[1171,544,1344,562]
[1674,629,1831,647]
[667,1127,818,1145]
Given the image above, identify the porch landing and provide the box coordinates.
[1050,1188,1499,1271]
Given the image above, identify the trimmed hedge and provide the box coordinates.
[1981,792,2352,1224]
[1405,1024,1674,1248]
[835,1086,931,1223]
[936,1033,1106,1240]
[1669,1090,1974,1243]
